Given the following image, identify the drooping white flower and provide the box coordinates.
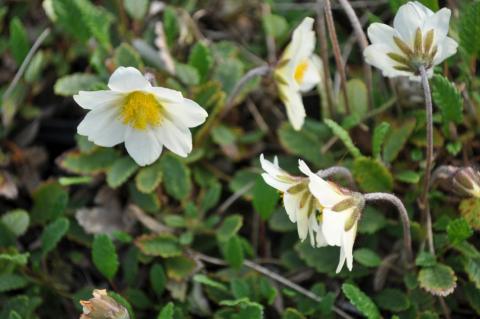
[74,67,208,166]
[80,289,129,319]
[364,1,457,80]
[300,161,364,273]
[260,154,321,246]
[274,17,322,131]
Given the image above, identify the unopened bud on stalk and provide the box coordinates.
[451,167,480,198]
[80,289,129,319]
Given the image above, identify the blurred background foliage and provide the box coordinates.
[1,0,480,318]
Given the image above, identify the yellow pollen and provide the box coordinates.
[121,91,163,130]
[294,60,309,83]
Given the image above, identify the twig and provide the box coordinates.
[217,181,255,215]
[337,0,373,110]
[3,28,50,104]
[363,193,413,264]
[324,0,350,114]
[419,65,435,255]
[193,252,354,319]
[128,204,173,233]
[315,0,335,118]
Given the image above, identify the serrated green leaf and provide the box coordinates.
[459,197,480,230]
[124,0,149,20]
[59,148,120,175]
[54,73,102,96]
[353,248,381,267]
[1,209,29,236]
[159,154,191,201]
[252,176,279,220]
[41,217,70,255]
[374,288,410,312]
[416,251,437,267]
[0,274,29,293]
[164,255,196,280]
[217,214,243,242]
[0,252,29,266]
[383,118,416,163]
[342,283,381,319]
[353,157,393,192]
[282,308,306,319]
[459,2,480,56]
[188,42,213,81]
[9,18,29,65]
[114,43,144,69]
[193,274,228,291]
[135,162,163,193]
[135,234,182,257]
[324,119,362,158]
[464,257,480,289]
[107,156,139,188]
[418,263,457,296]
[372,122,390,159]
[128,182,161,213]
[92,234,119,281]
[32,182,68,223]
[431,75,463,125]
[150,263,166,296]
[447,218,473,245]
[223,235,244,268]
[157,302,174,319]
[295,241,339,274]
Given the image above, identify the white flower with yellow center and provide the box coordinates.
[260,154,321,246]
[364,1,457,80]
[74,67,208,166]
[274,17,321,131]
[301,161,364,273]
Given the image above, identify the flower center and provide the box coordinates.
[294,60,309,84]
[388,28,437,74]
[121,91,163,130]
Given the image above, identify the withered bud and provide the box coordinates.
[80,289,129,319]
[451,167,480,198]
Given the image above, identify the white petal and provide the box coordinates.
[315,222,328,248]
[73,90,124,110]
[367,23,398,49]
[308,213,318,246]
[394,1,432,42]
[77,105,125,147]
[422,8,451,45]
[321,208,348,246]
[298,58,321,92]
[336,246,346,273]
[298,160,313,176]
[147,86,184,103]
[279,85,306,131]
[296,202,310,241]
[108,67,151,92]
[364,44,413,78]
[165,98,208,128]
[307,173,346,208]
[342,223,358,271]
[124,127,163,166]
[282,17,315,62]
[262,173,291,192]
[260,154,284,177]
[433,36,458,65]
[283,192,299,223]
[155,119,192,157]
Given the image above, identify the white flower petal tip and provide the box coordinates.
[275,16,321,131]
[364,1,457,79]
[74,66,208,166]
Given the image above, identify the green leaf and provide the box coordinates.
[32,182,68,223]
[92,234,119,281]
[342,283,381,319]
[372,122,390,159]
[431,75,463,125]
[262,14,288,39]
[447,218,473,245]
[464,282,480,315]
[459,2,480,56]
[1,209,29,236]
[108,291,136,319]
[200,181,222,213]
[252,176,280,220]
[0,274,29,293]
[157,302,174,319]
[213,57,245,94]
[193,274,228,291]
[464,257,480,289]
[188,42,213,81]
[353,248,381,267]
[114,43,144,69]
[9,18,29,65]
[163,6,178,47]
[374,288,410,312]
[135,162,163,193]
[217,214,243,242]
[150,263,167,296]
[418,264,457,296]
[41,217,70,256]
[175,62,200,86]
[395,170,420,184]
[212,125,237,146]
[324,119,362,158]
[25,51,46,83]
[339,79,368,121]
[135,234,182,257]
[416,251,437,267]
[54,73,102,96]
[129,182,161,213]
[107,156,139,188]
[383,118,416,163]
[295,241,339,273]
[159,154,191,201]
[124,0,149,20]
[164,255,196,280]
[282,308,306,319]
[59,148,120,175]
[0,252,30,266]
[459,198,480,230]
[223,235,244,268]
[353,157,393,192]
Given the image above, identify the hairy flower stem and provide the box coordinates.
[316,166,356,189]
[419,65,435,254]
[337,0,373,111]
[363,193,413,264]
[324,0,351,114]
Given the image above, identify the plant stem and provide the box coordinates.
[316,166,356,189]
[363,192,413,264]
[324,0,350,114]
[194,252,354,319]
[315,0,335,118]
[337,0,373,111]
[419,65,435,254]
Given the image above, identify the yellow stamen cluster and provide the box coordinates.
[294,60,309,84]
[121,91,163,130]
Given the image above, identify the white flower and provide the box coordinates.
[274,17,322,131]
[300,161,364,273]
[364,1,457,80]
[260,154,320,246]
[74,67,208,166]
[80,289,129,319]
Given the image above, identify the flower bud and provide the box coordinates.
[451,167,480,198]
[80,289,129,319]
